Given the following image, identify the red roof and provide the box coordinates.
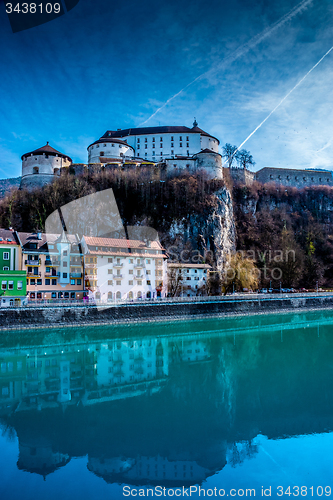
[21,143,72,162]
[84,236,163,251]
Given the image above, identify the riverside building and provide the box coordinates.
[81,236,168,301]
[0,228,26,306]
[15,231,85,301]
[167,263,211,297]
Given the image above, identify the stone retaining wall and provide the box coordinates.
[1,294,333,331]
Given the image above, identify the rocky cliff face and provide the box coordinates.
[162,186,236,269]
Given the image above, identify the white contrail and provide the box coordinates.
[140,0,314,126]
[235,44,333,153]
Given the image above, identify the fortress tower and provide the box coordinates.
[20,142,72,190]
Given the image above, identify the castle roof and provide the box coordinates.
[87,138,135,150]
[21,143,72,162]
[101,125,220,144]
[194,148,222,156]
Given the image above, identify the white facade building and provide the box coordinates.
[81,236,168,301]
[20,142,72,190]
[98,122,219,162]
[167,263,211,297]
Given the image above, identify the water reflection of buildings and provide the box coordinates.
[2,318,333,487]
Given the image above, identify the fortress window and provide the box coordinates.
[45,155,49,158]
[171,136,174,141]
[152,138,155,142]
[145,144,147,149]
[186,136,189,141]
[54,168,59,174]
[187,151,190,156]
[286,176,290,180]
[171,142,174,147]
[278,175,281,179]
[171,150,174,155]
[179,136,182,141]
[112,144,114,147]
[303,177,306,181]
[186,143,189,147]
[319,178,322,181]
[160,137,163,141]
[311,177,314,181]
[103,144,106,147]
[145,138,147,142]
[137,138,140,142]
[152,143,155,149]
[96,144,99,148]
[186,164,190,168]
[33,167,39,174]
[295,176,298,180]
[100,152,104,156]
[180,143,182,147]
[160,144,163,148]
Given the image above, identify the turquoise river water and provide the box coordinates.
[1,310,333,499]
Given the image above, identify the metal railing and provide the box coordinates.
[1,291,333,309]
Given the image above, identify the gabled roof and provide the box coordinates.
[21,142,72,162]
[83,236,163,251]
[194,148,221,156]
[0,228,19,245]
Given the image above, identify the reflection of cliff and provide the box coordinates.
[1,311,333,485]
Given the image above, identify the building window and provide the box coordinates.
[108,280,113,285]
[180,143,182,147]
[145,138,147,143]
[63,251,68,256]
[77,279,81,285]
[30,279,35,285]
[37,279,42,285]
[45,279,50,285]
[70,279,75,285]
[137,280,142,286]
[187,150,190,156]
[137,144,140,149]
[63,273,67,278]
[129,269,133,274]
[8,281,13,290]
[3,266,9,271]
[3,252,9,260]
[100,151,104,156]
[147,280,151,285]
[137,138,140,143]
[17,281,23,289]
[51,292,56,298]
[33,166,39,174]
[116,280,121,286]
[129,280,133,285]
[108,292,113,300]
[108,269,113,274]
[52,279,57,285]
[108,258,113,263]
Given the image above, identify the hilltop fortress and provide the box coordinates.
[20,121,333,190]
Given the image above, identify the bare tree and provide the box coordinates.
[222,144,238,168]
[167,267,185,297]
[237,149,255,170]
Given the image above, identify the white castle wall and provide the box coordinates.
[88,141,134,163]
[21,153,71,190]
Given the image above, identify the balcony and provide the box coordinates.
[113,274,123,279]
[27,271,41,277]
[113,263,123,268]
[134,274,144,279]
[45,272,60,278]
[85,263,96,269]
[85,273,96,280]
[134,263,144,268]
[70,272,82,278]
[25,259,40,266]
[50,260,60,266]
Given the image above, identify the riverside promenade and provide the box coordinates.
[1,292,333,331]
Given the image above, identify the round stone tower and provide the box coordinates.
[20,142,72,190]
[87,138,135,164]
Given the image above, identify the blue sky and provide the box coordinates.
[0,0,332,178]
